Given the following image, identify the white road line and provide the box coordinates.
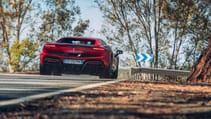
[0,73,99,79]
[0,73,39,77]
[0,79,128,107]
[0,88,41,91]
[0,81,102,87]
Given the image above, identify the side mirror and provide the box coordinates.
[115,50,123,57]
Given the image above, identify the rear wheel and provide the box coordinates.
[99,67,118,79]
[110,67,118,79]
[40,64,50,75]
[110,60,119,79]
[40,64,62,76]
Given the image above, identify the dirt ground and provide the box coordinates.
[1,80,211,119]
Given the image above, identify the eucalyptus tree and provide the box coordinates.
[0,0,38,72]
[184,0,211,69]
[96,0,163,67]
[96,0,210,70]
[37,0,89,42]
[161,0,211,69]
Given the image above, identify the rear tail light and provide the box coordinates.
[93,48,105,51]
[44,44,56,48]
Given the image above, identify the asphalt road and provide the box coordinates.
[0,73,112,103]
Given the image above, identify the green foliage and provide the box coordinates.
[21,39,39,58]
[10,39,39,72]
[10,40,22,71]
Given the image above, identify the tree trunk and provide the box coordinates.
[187,46,211,82]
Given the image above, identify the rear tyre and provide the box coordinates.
[40,64,50,75]
[40,64,62,76]
[110,68,118,79]
[99,67,118,79]
[110,61,119,79]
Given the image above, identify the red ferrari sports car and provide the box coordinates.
[40,36,123,79]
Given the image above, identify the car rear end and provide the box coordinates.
[40,37,111,75]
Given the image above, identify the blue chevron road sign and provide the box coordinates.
[136,53,153,62]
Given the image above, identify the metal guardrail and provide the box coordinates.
[131,67,190,80]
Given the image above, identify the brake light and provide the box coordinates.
[93,48,105,51]
[95,40,100,46]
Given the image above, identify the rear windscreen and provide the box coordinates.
[57,38,95,46]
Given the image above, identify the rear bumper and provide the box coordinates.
[40,54,107,75]
[63,61,104,75]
